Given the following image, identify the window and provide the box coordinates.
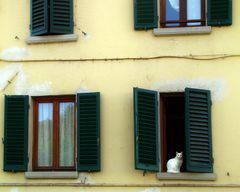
[134,87,213,174]
[160,0,205,27]
[3,93,101,172]
[134,0,232,29]
[32,96,76,171]
[30,0,73,36]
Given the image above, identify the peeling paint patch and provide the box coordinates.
[78,173,95,184]
[151,78,226,101]
[26,81,53,96]
[0,65,21,91]
[10,188,19,192]
[76,86,90,93]
[0,47,29,61]
[141,188,161,192]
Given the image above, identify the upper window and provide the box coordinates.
[134,87,213,174]
[134,0,232,29]
[3,93,101,172]
[30,0,73,36]
[160,0,205,27]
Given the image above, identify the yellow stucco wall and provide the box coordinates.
[0,0,240,191]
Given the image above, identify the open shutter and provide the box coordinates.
[207,0,232,26]
[50,0,73,34]
[185,88,213,173]
[77,93,100,171]
[134,88,159,172]
[134,0,158,29]
[31,0,49,36]
[4,96,29,172]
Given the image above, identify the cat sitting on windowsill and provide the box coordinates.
[167,152,183,173]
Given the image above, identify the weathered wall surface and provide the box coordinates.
[0,0,240,191]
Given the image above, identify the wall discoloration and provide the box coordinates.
[78,173,95,184]
[0,65,20,91]
[0,47,29,61]
[152,78,226,101]
[141,188,161,192]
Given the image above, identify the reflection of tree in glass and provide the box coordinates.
[59,103,74,167]
[38,118,53,166]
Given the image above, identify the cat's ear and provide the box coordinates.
[176,151,178,155]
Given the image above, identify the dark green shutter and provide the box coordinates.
[50,0,73,34]
[185,88,213,173]
[31,0,49,36]
[134,88,159,172]
[207,0,232,26]
[4,96,29,172]
[77,93,100,171]
[134,0,158,29]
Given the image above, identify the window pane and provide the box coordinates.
[187,0,201,21]
[59,102,75,167]
[38,103,53,167]
[166,0,180,21]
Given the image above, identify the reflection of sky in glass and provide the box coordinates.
[39,103,53,122]
[166,0,179,21]
[187,0,201,20]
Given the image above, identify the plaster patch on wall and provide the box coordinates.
[26,81,53,96]
[0,47,29,61]
[78,173,95,184]
[10,188,19,192]
[151,78,226,101]
[141,188,161,192]
[0,64,21,91]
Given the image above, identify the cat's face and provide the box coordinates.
[176,152,183,159]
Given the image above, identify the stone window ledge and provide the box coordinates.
[26,34,78,44]
[157,172,216,181]
[25,171,78,179]
[153,26,212,36]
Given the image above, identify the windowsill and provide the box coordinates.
[26,34,78,44]
[157,172,216,181]
[153,26,212,36]
[25,171,78,179]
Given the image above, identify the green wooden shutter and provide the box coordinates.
[134,88,159,172]
[31,0,49,36]
[185,88,213,173]
[50,0,73,34]
[134,0,158,29]
[77,93,100,171]
[207,0,232,26]
[4,96,29,172]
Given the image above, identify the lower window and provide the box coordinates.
[134,87,213,173]
[32,96,76,171]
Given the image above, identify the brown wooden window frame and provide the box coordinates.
[160,0,206,28]
[32,95,76,171]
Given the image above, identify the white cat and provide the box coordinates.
[166,152,183,173]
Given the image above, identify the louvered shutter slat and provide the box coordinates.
[4,96,29,172]
[77,93,100,171]
[31,0,48,35]
[50,0,73,34]
[134,0,158,29]
[207,0,232,26]
[134,88,159,172]
[185,88,213,173]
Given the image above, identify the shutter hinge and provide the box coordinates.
[212,157,214,163]
[29,24,31,30]
[210,100,212,106]
[2,138,4,144]
[28,104,30,109]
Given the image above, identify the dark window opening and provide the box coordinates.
[160,93,186,172]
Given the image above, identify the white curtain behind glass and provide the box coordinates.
[59,102,74,167]
[38,103,53,166]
